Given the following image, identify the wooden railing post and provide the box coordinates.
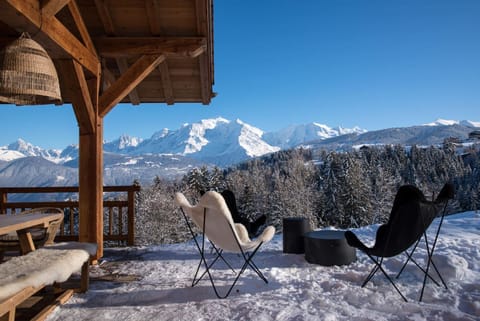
[127,189,135,246]
[0,192,6,214]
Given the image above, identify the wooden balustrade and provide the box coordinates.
[0,185,140,246]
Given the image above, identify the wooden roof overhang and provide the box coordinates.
[0,0,215,259]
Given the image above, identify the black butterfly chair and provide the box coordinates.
[345,183,454,302]
[220,190,267,237]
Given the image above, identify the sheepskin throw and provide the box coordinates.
[0,247,89,301]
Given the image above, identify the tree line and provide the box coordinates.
[135,143,480,245]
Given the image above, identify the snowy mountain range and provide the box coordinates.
[0,117,367,166]
[0,118,479,187]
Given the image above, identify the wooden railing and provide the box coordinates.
[0,185,140,246]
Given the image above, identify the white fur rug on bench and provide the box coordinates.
[0,247,89,301]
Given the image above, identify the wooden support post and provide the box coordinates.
[78,118,103,259]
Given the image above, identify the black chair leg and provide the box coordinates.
[419,202,449,302]
[363,255,408,302]
[396,238,441,287]
[362,262,380,288]
[396,238,421,278]
[180,207,268,299]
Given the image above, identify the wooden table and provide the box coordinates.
[0,213,64,254]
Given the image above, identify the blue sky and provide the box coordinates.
[1,0,479,149]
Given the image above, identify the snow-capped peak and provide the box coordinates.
[237,118,264,137]
[337,126,368,135]
[425,119,459,126]
[7,138,38,156]
[117,134,142,149]
[312,122,339,139]
[460,120,480,128]
[183,118,230,154]
[0,148,25,162]
[151,128,169,140]
[103,134,143,154]
[201,117,230,128]
[424,119,480,128]
[236,119,279,157]
[4,139,62,162]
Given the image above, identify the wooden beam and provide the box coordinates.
[93,0,115,35]
[93,0,139,105]
[78,119,103,260]
[145,0,162,36]
[92,0,140,105]
[94,37,206,58]
[101,64,116,90]
[57,59,96,134]
[158,61,174,105]
[115,58,141,105]
[4,0,100,75]
[41,0,71,17]
[68,0,97,53]
[87,68,100,110]
[42,16,100,74]
[99,55,165,117]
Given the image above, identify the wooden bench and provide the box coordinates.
[0,242,97,321]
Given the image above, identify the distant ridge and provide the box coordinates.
[423,119,480,127]
[306,121,479,151]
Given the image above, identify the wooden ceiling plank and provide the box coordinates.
[5,0,99,75]
[198,54,209,104]
[93,0,140,105]
[115,58,141,105]
[57,59,95,134]
[158,61,174,105]
[101,64,116,91]
[41,0,71,17]
[93,0,115,35]
[94,37,207,58]
[67,0,97,54]
[145,0,162,36]
[195,0,207,35]
[195,0,211,104]
[99,55,166,117]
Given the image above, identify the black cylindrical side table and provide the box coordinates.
[283,217,310,254]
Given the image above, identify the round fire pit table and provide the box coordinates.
[304,230,356,266]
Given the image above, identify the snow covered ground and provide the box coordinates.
[47,212,479,321]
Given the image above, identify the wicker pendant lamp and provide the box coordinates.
[0,32,62,105]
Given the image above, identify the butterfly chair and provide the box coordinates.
[220,190,267,237]
[345,183,454,302]
[174,191,275,298]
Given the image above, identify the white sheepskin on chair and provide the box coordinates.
[175,191,275,253]
[0,247,89,301]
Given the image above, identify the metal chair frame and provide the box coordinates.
[361,200,450,302]
[180,207,268,299]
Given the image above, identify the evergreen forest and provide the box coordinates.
[135,143,480,245]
